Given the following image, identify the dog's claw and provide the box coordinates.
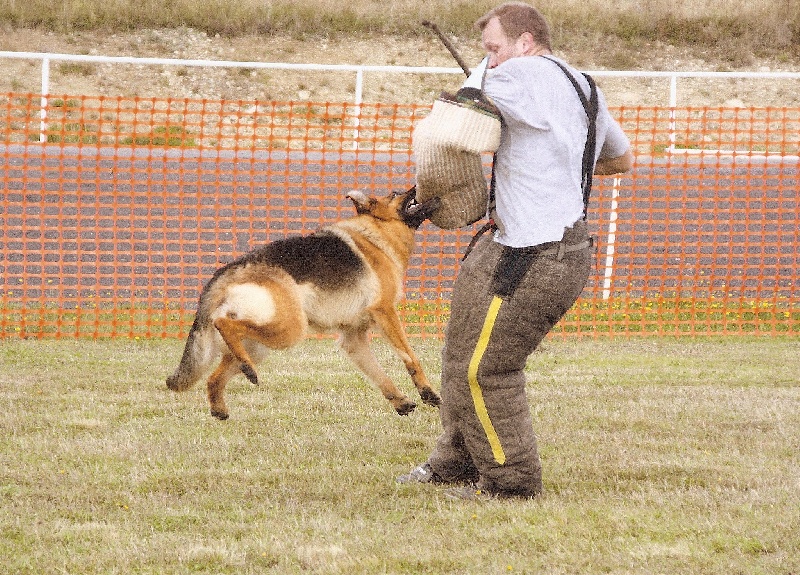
[420,389,441,407]
[211,410,230,420]
[395,400,417,416]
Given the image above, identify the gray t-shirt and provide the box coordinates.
[483,55,630,247]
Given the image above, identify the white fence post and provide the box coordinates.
[353,68,363,150]
[39,56,50,143]
[602,177,622,300]
[667,73,678,154]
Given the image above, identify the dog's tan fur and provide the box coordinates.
[166,188,441,419]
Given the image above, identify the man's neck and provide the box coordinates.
[524,45,551,58]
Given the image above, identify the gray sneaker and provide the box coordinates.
[396,463,444,484]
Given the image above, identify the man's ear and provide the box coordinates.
[517,32,535,55]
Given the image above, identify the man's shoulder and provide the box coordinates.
[502,55,553,72]
[487,57,550,89]
[495,55,579,82]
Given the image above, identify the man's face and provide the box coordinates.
[481,17,523,69]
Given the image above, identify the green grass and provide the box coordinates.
[1,336,798,574]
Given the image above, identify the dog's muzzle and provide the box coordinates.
[401,187,442,229]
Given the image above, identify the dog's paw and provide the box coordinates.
[395,400,417,416]
[420,388,442,408]
[166,375,187,391]
[211,409,230,420]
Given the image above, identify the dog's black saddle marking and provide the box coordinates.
[237,232,365,291]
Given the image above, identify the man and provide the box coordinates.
[400,2,633,499]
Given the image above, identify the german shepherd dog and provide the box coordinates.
[166,187,442,420]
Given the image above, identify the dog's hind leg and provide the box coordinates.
[211,279,307,385]
[214,317,263,385]
[338,326,418,415]
[206,352,242,420]
[214,314,306,384]
[368,307,441,408]
[207,322,287,420]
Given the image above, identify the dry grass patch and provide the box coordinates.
[0,0,797,63]
[1,337,798,573]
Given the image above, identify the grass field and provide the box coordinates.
[1,336,798,574]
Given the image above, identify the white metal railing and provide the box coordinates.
[1,50,799,145]
[0,50,465,145]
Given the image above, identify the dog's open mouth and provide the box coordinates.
[401,188,441,228]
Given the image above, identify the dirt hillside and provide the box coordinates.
[1,28,798,107]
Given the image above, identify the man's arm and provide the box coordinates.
[594,148,634,175]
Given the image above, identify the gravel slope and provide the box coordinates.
[1,28,798,107]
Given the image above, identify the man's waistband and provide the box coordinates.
[490,236,594,299]
[517,237,594,259]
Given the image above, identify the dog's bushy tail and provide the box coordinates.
[166,309,220,392]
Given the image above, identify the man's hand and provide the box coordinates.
[594,148,634,175]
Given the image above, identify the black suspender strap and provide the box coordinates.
[541,56,598,218]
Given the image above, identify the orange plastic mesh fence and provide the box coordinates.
[1,93,798,339]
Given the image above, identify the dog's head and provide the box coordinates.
[346,187,441,230]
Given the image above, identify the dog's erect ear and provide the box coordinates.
[346,190,372,214]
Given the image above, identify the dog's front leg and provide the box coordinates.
[338,327,417,415]
[368,308,441,408]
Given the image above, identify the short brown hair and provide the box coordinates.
[476,2,552,51]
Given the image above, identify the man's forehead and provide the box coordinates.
[481,18,506,44]
[482,16,502,33]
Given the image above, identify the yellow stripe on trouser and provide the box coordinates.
[467,295,506,465]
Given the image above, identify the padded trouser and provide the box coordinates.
[427,220,591,497]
